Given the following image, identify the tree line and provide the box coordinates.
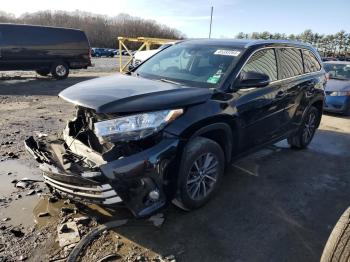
[236,30,350,57]
[0,10,184,48]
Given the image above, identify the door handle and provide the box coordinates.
[276,91,285,98]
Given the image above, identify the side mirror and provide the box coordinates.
[237,71,270,88]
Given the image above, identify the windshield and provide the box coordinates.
[324,63,350,80]
[135,44,242,88]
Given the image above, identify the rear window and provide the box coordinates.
[278,48,303,79]
[303,50,321,73]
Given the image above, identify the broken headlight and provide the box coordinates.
[94,109,183,142]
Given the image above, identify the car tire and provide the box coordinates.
[343,102,350,116]
[36,69,50,76]
[288,106,320,149]
[51,62,69,80]
[175,137,225,210]
[320,207,350,262]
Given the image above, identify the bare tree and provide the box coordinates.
[0,10,185,48]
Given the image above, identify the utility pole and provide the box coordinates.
[209,6,213,39]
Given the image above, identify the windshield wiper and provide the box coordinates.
[159,78,183,86]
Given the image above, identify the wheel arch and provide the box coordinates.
[178,115,241,164]
[306,99,324,128]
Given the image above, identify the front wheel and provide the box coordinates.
[175,137,225,210]
[51,62,69,80]
[288,106,320,149]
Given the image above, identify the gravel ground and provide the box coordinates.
[0,60,350,261]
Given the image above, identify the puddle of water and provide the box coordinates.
[0,159,41,196]
[0,195,40,227]
[0,160,43,227]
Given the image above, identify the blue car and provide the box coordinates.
[91,48,114,58]
[323,61,350,115]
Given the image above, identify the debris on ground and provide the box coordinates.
[10,227,25,237]
[57,222,80,247]
[148,213,165,228]
[73,216,90,225]
[38,212,51,217]
[15,181,29,189]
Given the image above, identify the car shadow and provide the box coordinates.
[323,111,350,119]
[0,75,96,96]
[77,128,350,262]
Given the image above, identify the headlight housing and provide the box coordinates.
[329,91,350,96]
[94,109,183,142]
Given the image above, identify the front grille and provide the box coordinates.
[43,175,122,205]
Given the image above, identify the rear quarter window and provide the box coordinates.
[242,49,278,81]
[278,48,303,79]
[303,50,321,73]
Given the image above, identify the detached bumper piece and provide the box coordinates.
[43,173,121,205]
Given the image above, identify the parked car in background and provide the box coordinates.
[322,57,338,62]
[130,43,174,69]
[91,48,114,57]
[0,23,91,79]
[323,61,350,115]
[25,39,325,217]
[112,49,120,56]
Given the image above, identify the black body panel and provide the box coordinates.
[59,74,212,113]
[0,23,91,71]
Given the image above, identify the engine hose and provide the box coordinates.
[66,219,128,262]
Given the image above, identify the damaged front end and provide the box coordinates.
[25,107,180,217]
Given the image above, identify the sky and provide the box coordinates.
[1,0,349,38]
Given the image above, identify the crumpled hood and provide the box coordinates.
[325,79,350,92]
[59,74,212,113]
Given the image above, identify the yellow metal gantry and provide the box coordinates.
[117,36,175,73]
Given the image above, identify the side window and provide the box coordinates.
[303,50,321,73]
[278,48,303,79]
[242,49,278,81]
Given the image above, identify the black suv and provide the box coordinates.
[25,39,326,217]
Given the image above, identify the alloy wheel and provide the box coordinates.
[56,65,67,77]
[186,152,219,201]
[302,111,317,144]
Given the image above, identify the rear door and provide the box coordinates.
[235,48,286,149]
[275,48,321,131]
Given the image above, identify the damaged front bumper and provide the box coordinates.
[24,127,180,217]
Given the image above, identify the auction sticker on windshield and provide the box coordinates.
[214,49,241,56]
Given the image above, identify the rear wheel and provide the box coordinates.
[51,62,69,80]
[36,69,50,76]
[175,137,225,210]
[288,106,319,149]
